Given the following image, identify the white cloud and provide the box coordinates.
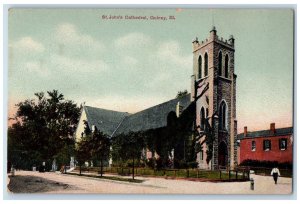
[54,23,105,58]
[10,37,45,53]
[24,61,49,77]
[114,32,152,48]
[51,54,109,73]
[55,23,104,50]
[56,23,88,44]
[112,35,191,95]
[113,33,153,71]
[145,72,172,88]
[157,40,192,68]
[122,56,138,66]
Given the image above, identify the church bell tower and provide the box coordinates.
[191,26,237,170]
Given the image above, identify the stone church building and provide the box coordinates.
[75,27,238,170]
[191,26,237,169]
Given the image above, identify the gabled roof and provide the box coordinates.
[114,94,191,135]
[237,127,293,140]
[84,106,130,136]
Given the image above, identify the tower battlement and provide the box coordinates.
[192,27,235,52]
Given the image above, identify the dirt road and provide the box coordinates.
[7,171,292,194]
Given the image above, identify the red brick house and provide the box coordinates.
[237,123,293,164]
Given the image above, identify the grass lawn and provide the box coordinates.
[66,172,144,183]
[75,167,249,181]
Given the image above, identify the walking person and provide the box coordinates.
[271,166,281,184]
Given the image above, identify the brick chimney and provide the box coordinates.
[244,126,247,137]
[270,123,276,134]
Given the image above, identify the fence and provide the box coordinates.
[237,166,292,178]
[74,166,250,181]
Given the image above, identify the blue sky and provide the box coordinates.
[8,8,294,132]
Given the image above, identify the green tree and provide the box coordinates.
[112,132,145,179]
[192,79,217,166]
[74,120,92,175]
[8,123,40,170]
[75,136,91,175]
[89,128,111,177]
[176,90,188,98]
[9,90,80,170]
[194,111,218,165]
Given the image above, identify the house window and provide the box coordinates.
[218,51,222,76]
[200,150,204,160]
[198,55,202,79]
[204,53,208,77]
[225,54,229,78]
[263,140,271,151]
[279,138,287,150]
[251,141,256,151]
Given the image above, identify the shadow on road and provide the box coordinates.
[7,174,81,193]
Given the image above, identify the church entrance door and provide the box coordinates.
[218,141,228,168]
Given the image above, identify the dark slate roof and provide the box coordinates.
[114,94,191,135]
[84,106,130,136]
[237,127,293,140]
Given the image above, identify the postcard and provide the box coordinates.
[6,7,294,195]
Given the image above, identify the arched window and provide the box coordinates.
[198,55,202,79]
[225,54,229,78]
[218,51,222,76]
[204,53,208,77]
[200,107,205,130]
[219,101,227,130]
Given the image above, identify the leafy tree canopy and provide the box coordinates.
[176,89,188,98]
[8,90,80,169]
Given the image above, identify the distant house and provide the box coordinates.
[237,123,293,164]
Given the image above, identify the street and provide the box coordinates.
[7,171,292,194]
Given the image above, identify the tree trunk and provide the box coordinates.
[100,158,103,177]
[79,164,82,175]
[132,156,135,180]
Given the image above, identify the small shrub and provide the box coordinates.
[187,161,198,168]
[174,159,187,169]
[146,158,156,168]
[239,159,292,169]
